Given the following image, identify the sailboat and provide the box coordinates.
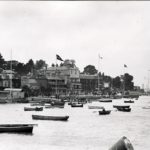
[0,51,24,103]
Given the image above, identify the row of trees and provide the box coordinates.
[0,53,47,76]
[0,52,134,91]
[82,65,134,91]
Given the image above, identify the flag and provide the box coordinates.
[56,54,63,61]
[98,54,103,59]
[124,64,127,68]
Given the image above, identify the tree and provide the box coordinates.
[25,59,34,73]
[113,76,121,89]
[35,59,47,70]
[0,53,5,69]
[22,85,32,97]
[124,73,134,90]
[15,63,26,75]
[83,65,98,75]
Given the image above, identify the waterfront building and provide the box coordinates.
[0,69,21,89]
[80,74,98,94]
[42,59,81,95]
[21,76,48,90]
[80,74,105,94]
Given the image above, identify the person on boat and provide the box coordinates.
[102,108,106,112]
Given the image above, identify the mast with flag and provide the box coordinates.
[122,64,128,98]
[55,54,64,97]
[98,54,103,93]
[10,50,13,102]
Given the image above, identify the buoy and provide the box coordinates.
[109,136,134,150]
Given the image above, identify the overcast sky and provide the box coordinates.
[0,1,150,88]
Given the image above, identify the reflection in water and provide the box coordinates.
[0,96,149,150]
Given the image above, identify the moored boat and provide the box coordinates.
[113,105,130,109]
[24,107,43,111]
[142,106,150,109]
[0,99,7,104]
[32,115,69,121]
[99,99,112,102]
[124,100,134,103]
[88,106,104,109]
[71,103,83,107]
[113,105,131,112]
[117,107,131,112]
[109,136,134,150]
[0,124,36,133]
[99,109,111,115]
[45,105,64,108]
[51,101,65,106]
[30,103,45,106]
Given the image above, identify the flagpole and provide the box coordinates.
[98,55,100,93]
[123,64,127,98]
[55,54,64,97]
[123,67,125,98]
[10,49,12,102]
[98,54,102,94]
[55,56,57,97]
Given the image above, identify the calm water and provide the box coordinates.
[0,96,150,150]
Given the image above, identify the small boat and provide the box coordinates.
[24,107,43,111]
[88,106,104,109]
[0,124,36,133]
[32,115,69,121]
[124,100,134,103]
[99,99,112,102]
[45,105,64,109]
[30,103,45,106]
[113,105,130,109]
[99,109,111,115]
[117,107,131,112]
[109,136,134,150]
[71,103,83,107]
[51,101,65,106]
[0,99,7,104]
[68,102,72,105]
[142,106,150,109]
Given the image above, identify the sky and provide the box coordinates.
[0,1,150,88]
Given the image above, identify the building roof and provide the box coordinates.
[2,70,15,74]
[4,88,22,92]
[80,74,98,79]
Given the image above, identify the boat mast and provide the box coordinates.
[122,64,127,98]
[10,50,12,102]
[98,54,102,94]
[148,70,150,95]
[55,57,58,97]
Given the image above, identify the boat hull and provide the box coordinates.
[32,115,69,121]
[45,105,64,108]
[99,99,112,102]
[124,101,134,103]
[24,107,43,111]
[0,124,33,133]
[117,107,131,112]
[71,103,83,107]
[88,106,104,109]
[113,105,130,109]
[109,136,134,150]
[99,110,111,115]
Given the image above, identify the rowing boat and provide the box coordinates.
[32,115,69,121]
[99,110,111,115]
[88,106,104,109]
[24,107,43,111]
[0,124,36,133]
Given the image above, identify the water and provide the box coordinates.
[0,96,150,150]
